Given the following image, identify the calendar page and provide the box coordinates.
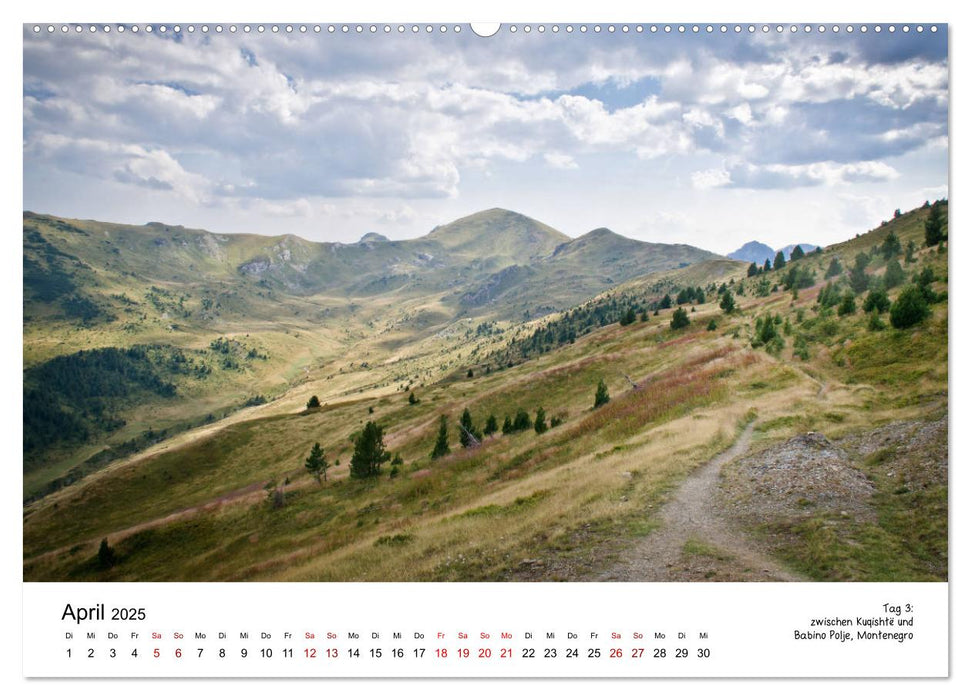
[18,0,955,690]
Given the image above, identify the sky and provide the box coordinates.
[22,23,948,253]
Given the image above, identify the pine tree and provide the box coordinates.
[905,240,917,263]
[534,407,548,434]
[817,281,841,309]
[620,307,637,326]
[763,258,772,273]
[880,232,902,260]
[350,421,389,478]
[825,257,843,279]
[915,266,937,303]
[889,285,931,329]
[484,414,499,436]
[304,441,329,484]
[837,291,857,317]
[924,201,946,247]
[670,307,690,330]
[848,254,870,294]
[659,293,672,309]
[97,538,116,570]
[789,245,805,262]
[513,408,532,432]
[408,391,419,405]
[747,262,759,277]
[754,314,779,347]
[719,291,735,314]
[594,378,610,408]
[883,258,905,288]
[501,415,513,435]
[863,288,891,314]
[431,415,450,459]
[773,250,787,270]
[459,408,482,448]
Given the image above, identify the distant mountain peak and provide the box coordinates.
[359,232,389,244]
[728,240,820,264]
[421,208,569,261]
[778,243,819,260]
[580,227,620,239]
[727,240,775,264]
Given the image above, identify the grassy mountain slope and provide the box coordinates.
[424,207,569,262]
[456,227,721,318]
[23,208,720,491]
[23,203,947,583]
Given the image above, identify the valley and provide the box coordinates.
[22,203,948,583]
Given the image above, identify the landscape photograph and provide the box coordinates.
[22,23,947,583]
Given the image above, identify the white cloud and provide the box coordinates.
[691,168,732,189]
[544,153,579,170]
[696,160,900,190]
[22,27,948,242]
[28,134,215,204]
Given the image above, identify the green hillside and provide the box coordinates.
[23,202,948,583]
[22,208,720,492]
[425,207,570,261]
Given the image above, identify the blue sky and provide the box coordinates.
[22,23,948,253]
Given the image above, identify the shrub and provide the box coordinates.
[483,414,498,436]
[719,291,735,314]
[817,282,841,309]
[431,415,450,459]
[459,408,482,448]
[848,255,870,294]
[880,231,902,259]
[867,312,887,331]
[534,407,548,434]
[837,292,857,317]
[924,201,946,246]
[883,258,905,288]
[863,288,891,314]
[793,336,810,361]
[97,538,116,570]
[753,314,784,352]
[594,378,610,408]
[513,409,532,432]
[670,307,690,330]
[889,285,931,329]
[306,395,321,409]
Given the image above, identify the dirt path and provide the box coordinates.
[600,423,804,582]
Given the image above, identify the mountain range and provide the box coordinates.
[22,205,730,489]
[24,207,721,330]
[21,202,948,584]
[727,240,819,264]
